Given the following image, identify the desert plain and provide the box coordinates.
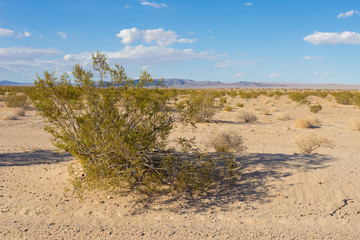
[1,91,360,239]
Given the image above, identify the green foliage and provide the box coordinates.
[309,104,322,113]
[236,103,244,108]
[32,53,238,196]
[224,105,233,112]
[176,90,219,123]
[4,92,29,108]
[288,91,309,103]
[332,91,353,105]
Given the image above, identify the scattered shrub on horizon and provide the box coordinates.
[288,91,309,103]
[295,117,322,129]
[208,131,246,153]
[238,111,257,123]
[294,134,335,154]
[236,102,244,108]
[224,105,233,112]
[228,90,238,98]
[309,104,322,113]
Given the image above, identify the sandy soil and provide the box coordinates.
[1,94,360,239]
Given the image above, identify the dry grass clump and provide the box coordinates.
[295,117,322,129]
[294,134,335,154]
[349,118,360,131]
[309,104,322,113]
[224,105,233,112]
[208,131,246,153]
[238,111,257,123]
[2,114,19,120]
[276,112,290,121]
[261,107,271,115]
[15,108,26,116]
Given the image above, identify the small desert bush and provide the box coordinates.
[208,131,246,153]
[349,118,360,131]
[224,105,233,112]
[15,108,26,116]
[276,112,290,121]
[295,117,322,128]
[177,90,219,123]
[309,104,322,113]
[294,134,335,154]
[2,114,19,120]
[236,103,244,108]
[261,107,271,115]
[4,92,29,108]
[238,112,257,123]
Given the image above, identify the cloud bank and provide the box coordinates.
[304,31,360,45]
[116,28,196,46]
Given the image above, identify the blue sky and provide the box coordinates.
[1,0,360,84]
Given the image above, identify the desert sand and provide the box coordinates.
[1,93,360,239]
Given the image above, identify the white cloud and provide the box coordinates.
[215,59,263,68]
[125,4,131,8]
[302,55,324,60]
[0,47,60,61]
[0,47,62,72]
[269,73,283,78]
[0,28,15,37]
[235,72,244,77]
[304,31,360,45]
[244,3,252,6]
[140,1,166,8]
[337,10,360,19]
[63,45,212,65]
[313,70,335,76]
[116,28,196,46]
[24,31,31,37]
[57,31,67,39]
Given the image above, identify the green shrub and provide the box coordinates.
[236,103,244,108]
[288,91,309,103]
[4,92,29,108]
[224,105,233,112]
[309,104,322,113]
[33,53,238,196]
[177,90,219,123]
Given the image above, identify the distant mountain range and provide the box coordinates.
[1,79,359,89]
[0,80,32,86]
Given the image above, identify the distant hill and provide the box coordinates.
[1,79,359,89]
[0,80,32,86]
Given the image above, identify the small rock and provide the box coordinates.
[169,231,175,236]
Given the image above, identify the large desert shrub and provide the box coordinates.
[294,134,335,154]
[32,53,238,196]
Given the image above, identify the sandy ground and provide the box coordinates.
[1,94,360,239]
